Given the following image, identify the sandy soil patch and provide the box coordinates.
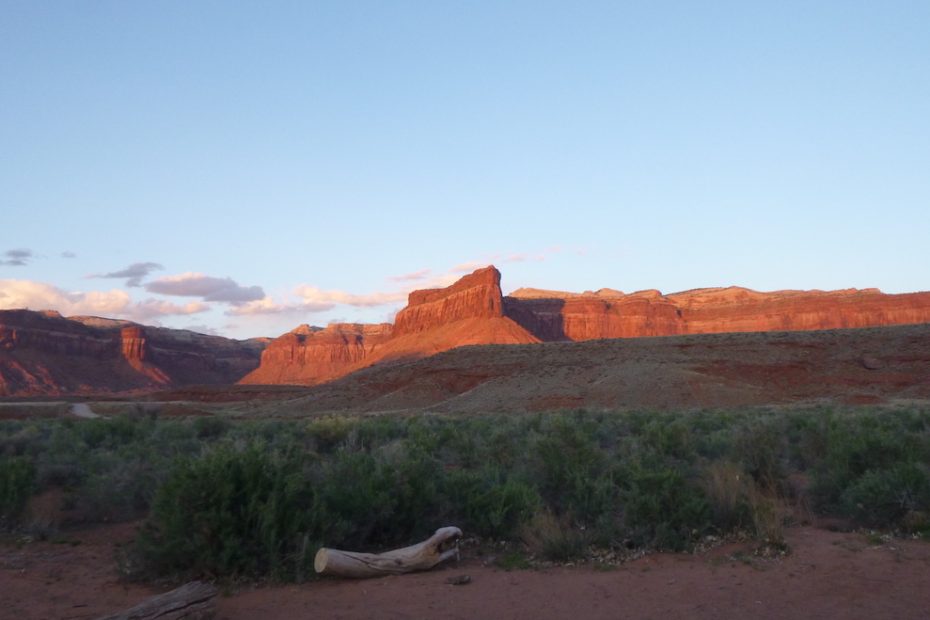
[2,525,929,620]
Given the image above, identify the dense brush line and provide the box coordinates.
[2,406,930,581]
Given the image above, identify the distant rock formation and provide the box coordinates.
[393,266,504,335]
[239,266,537,386]
[504,285,930,340]
[6,266,930,395]
[0,310,267,396]
[242,266,930,387]
[240,323,393,386]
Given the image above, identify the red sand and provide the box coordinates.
[2,524,929,620]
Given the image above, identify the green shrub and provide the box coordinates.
[313,450,393,549]
[702,461,752,531]
[446,468,539,538]
[533,418,616,523]
[6,405,930,580]
[733,420,786,490]
[137,445,317,580]
[841,462,930,528]
[522,510,588,562]
[192,416,231,440]
[811,410,926,513]
[0,456,35,527]
[621,463,710,551]
[643,416,694,460]
[305,416,355,452]
[376,446,445,542]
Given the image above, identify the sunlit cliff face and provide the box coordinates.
[239,266,930,387]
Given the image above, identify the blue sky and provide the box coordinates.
[2,1,928,339]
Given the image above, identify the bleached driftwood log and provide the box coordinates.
[314,526,462,578]
[96,581,217,620]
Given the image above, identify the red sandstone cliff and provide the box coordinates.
[0,310,266,396]
[670,286,930,334]
[240,323,393,385]
[393,266,504,334]
[240,266,538,386]
[503,285,930,341]
[240,266,930,388]
[8,266,930,395]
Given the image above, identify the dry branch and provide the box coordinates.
[314,526,462,578]
[96,581,217,620]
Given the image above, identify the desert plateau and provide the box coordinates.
[3,267,930,619]
[4,3,930,618]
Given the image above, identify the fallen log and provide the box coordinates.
[96,581,217,620]
[314,526,462,578]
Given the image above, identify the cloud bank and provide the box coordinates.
[145,273,264,304]
[389,268,432,282]
[0,279,208,320]
[228,271,464,317]
[228,285,409,316]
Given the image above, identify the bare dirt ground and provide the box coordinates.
[4,324,928,420]
[2,523,929,620]
[248,323,930,417]
[3,324,929,618]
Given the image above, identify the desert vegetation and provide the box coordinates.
[1,406,929,582]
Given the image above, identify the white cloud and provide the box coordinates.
[225,297,328,317]
[417,273,461,289]
[183,323,221,336]
[451,261,487,273]
[129,299,210,320]
[228,282,417,317]
[389,268,432,282]
[0,279,209,320]
[295,285,408,308]
[226,261,508,320]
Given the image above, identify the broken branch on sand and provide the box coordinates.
[314,526,462,578]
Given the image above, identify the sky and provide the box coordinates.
[2,1,929,339]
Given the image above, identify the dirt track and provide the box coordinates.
[2,524,929,620]
[220,528,930,620]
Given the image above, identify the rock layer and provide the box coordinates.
[393,266,504,335]
[504,285,930,341]
[6,266,930,395]
[243,266,930,387]
[241,323,393,386]
[240,266,537,386]
[0,310,266,396]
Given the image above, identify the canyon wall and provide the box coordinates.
[0,310,266,396]
[392,266,504,335]
[239,266,536,385]
[504,285,930,341]
[6,265,930,395]
[242,266,930,387]
[240,323,393,385]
